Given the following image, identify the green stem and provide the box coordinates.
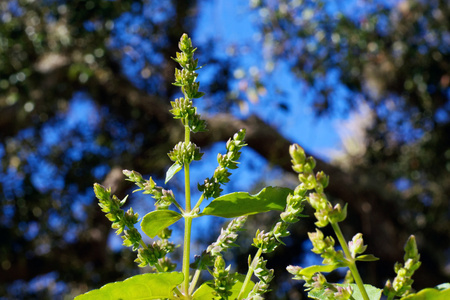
[238,248,263,299]
[330,222,370,300]
[192,193,205,212]
[189,269,201,295]
[182,122,192,299]
[183,215,192,298]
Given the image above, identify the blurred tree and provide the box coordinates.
[0,0,448,299]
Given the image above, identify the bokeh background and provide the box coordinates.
[0,0,449,299]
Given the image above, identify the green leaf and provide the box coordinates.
[74,272,183,299]
[350,284,382,300]
[308,283,381,300]
[299,264,340,277]
[141,210,182,238]
[400,284,450,300]
[192,274,255,300]
[165,162,183,184]
[201,186,292,218]
[355,254,379,262]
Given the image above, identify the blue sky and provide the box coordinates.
[193,0,346,160]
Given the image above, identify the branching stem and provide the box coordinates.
[330,222,369,300]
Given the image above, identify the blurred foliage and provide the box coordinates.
[249,0,450,295]
[0,0,449,299]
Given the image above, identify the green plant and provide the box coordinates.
[76,34,449,300]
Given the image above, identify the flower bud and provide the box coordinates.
[404,235,419,261]
[93,183,110,202]
[348,233,367,258]
[289,144,306,166]
[328,203,347,223]
[316,171,329,189]
[314,209,330,227]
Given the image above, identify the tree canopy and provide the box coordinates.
[0,0,448,298]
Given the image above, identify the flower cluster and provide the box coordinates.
[94,183,135,236]
[168,141,203,165]
[207,216,247,256]
[123,170,176,210]
[308,229,345,266]
[384,235,421,298]
[94,183,176,271]
[171,33,206,132]
[135,229,176,271]
[246,257,274,299]
[191,216,247,277]
[290,144,348,228]
[199,129,247,199]
[286,267,353,300]
[287,143,381,300]
[170,97,206,132]
[211,255,235,299]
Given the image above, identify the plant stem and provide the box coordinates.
[192,193,205,212]
[182,122,192,299]
[331,222,370,300]
[189,269,201,295]
[183,215,192,298]
[238,248,263,299]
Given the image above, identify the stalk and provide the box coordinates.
[182,122,192,299]
[330,222,369,300]
[238,248,263,299]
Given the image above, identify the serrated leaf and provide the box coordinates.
[165,162,183,184]
[201,186,292,218]
[74,272,183,299]
[299,264,340,277]
[401,285,450,300]
[356,254,379,262]
[308,283,381,300]
[192,274,254,300]
[141,210,182,238]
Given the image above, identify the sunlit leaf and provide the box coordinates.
[401,284,450,300]
[355,254,379,262]
[74,272,183,299]
[141,210,182,238]
[165,162,183,184]
[201,186,292,218]
[298,264,340,277]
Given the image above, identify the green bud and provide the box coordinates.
[299,173,316,190]
[312,273,327,290]
[404,235,419,261]
[348,233,367,258]
[93,183,110,202]
[122,228,141,251]
[308,192,328,211]
[273,221,290,242]
[333,285,353,300]
[122,169,145,184]
[123,207,139,227]
[178,33,195,54]
[314,209,330,227]
[214,255,226,270]
[289,144,306,166]
[315,171,329,190]
[328,203,347,223]
[303,156,316,173]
